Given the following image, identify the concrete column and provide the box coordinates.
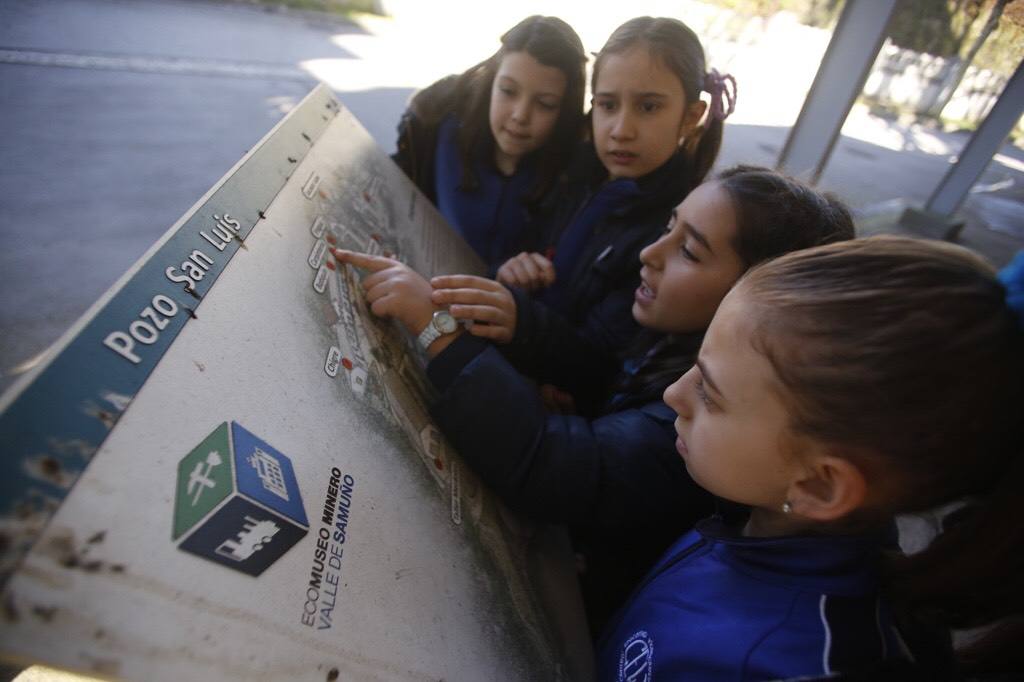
[777,0,898,183]
[926,58,1024,216]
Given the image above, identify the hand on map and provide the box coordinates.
[332,249,436,337]
[495,252,555,293]
[430,275,517,344]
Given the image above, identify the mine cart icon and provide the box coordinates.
[215,516,281,562]
[172,422,308,576]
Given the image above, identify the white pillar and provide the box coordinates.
[777,0,898,183]
[926,59,1024,216]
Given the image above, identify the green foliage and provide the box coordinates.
[707,0,1022,76]
[244,0,381,17]
[973,6,1024,73]
[885,0,1021,75]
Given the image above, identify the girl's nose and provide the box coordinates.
[512,101,531,125]
[639,233,666,267]
[610,111,635,140]
[664,367,697,419]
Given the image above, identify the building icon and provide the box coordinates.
[172,422,308,576]
[248,447,290,501]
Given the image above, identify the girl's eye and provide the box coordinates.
[639,101,660,113]
[681,244,700,263]
[537,100,558,112]
[695,378,714,407]
[500,87,516,97]
[595,99,616,111]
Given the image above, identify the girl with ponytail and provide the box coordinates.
[598,237,1024,679]
[436,16,738,366]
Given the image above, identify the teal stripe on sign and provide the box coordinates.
[0,85,340,587]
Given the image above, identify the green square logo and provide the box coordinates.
[173,422,234,539]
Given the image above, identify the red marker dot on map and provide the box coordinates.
[341,358,353,370]
[319,190,328,199]
[433,457,444,471]
[371,233,382,242]
[325,260,336,271]
[325,234,337,245]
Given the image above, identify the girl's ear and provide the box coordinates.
[678,100,708,141]
[786,454,867,522]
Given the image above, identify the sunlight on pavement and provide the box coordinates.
[12,666,102,682]
[303,0,834,129]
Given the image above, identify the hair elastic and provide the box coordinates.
[703,68,737,121]
[997,250,1024,330]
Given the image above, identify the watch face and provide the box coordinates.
[434,311,458,334]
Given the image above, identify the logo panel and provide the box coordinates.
[173,422,234,539]
[178,496,307,576]
[619,630,654,682]
[172,422,308,576]
[231,422,308,526]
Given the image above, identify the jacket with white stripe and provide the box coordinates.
[596,516,909,681]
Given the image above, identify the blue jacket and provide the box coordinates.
[504,147,700,383]
[427,335,715,631]
[597,517,909,681]
[392,77,539,271]
[433,116,538,270]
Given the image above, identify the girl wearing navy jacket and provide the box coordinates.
[392,15,586,271]
[597,238,1024,680]
[441,17,738,365]
[333,167,854,634]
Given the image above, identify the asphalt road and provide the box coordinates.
[0,0,411,393]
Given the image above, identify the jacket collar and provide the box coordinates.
[695,515,894,595]
[577,144,697,219]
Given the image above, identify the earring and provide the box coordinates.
[781,501,793,514]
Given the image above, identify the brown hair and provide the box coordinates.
[740,236,1024,671]
[449,16,586,203]
[615,166,854,409]
[592,16,723,189]
[717,165,854,267]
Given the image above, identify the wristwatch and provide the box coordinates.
[417,309,458,350]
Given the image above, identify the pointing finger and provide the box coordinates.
[332,248,396,273]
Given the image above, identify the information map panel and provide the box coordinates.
[0,85,590,682]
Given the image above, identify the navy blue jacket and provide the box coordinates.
[392,78,538,271]
[503,147,700,390]
[597,517,909,681]
[428,335,715,631]
[433,116,538,270]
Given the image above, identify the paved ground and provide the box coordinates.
[0,0,412,394]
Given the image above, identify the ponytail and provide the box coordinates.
[686,117,723,191]
[890,249,1024,674]
[686,68,735,185]
[887,459,1024,674]
[741,239,1024,674]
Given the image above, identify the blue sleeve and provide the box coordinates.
[501,286,635,405]
[427,338,692,530]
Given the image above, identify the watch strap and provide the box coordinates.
[417,320,443,350]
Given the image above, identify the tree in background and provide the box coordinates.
[925,0,1010,115]
[717,0,1022,122]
